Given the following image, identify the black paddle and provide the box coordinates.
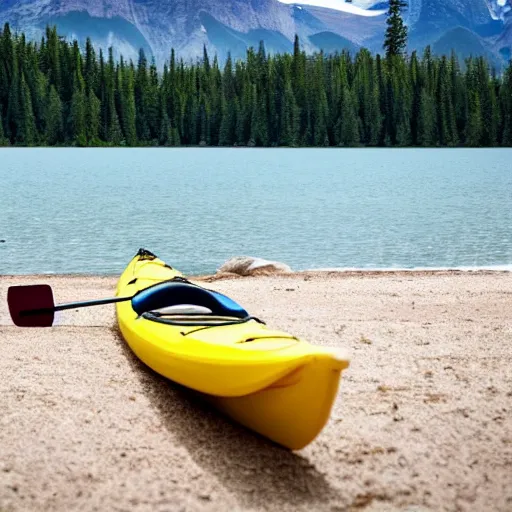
[7,279,248,328]
[7,284,132,327]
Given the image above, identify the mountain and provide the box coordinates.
[432,26,502,67]
[0,0,510,68]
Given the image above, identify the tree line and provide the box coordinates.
[0,23,511,147]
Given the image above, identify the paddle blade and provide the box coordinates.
[7,284,55,327]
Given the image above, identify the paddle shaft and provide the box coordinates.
[21,295,133,317]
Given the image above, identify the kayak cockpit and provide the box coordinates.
[131,279,263,328]
[131,279,248,317]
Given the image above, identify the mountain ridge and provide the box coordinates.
[0,0,510,67]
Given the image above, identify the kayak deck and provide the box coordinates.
[115,249,350,449]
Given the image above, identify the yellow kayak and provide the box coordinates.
[115,249,350,450]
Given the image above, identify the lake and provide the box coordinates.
[0,148,511,275]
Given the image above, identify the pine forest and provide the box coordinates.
[0,23,511,148]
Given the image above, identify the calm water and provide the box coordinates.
[0,148,511,275]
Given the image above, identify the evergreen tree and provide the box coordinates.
[337,87,360,146]
[466,91,483,147]
[5,44,19,142]
[292,35,307,142]
[147,57,160,140]
[436,56,458,146]
[218,53,236,146]
[45,85,63,145]
[109,108,123,145]
[354,49,380,145]
[135,48,150,141]
[159,111,172,146]
[17,72,37,145]
[84,38,99,98]
[120,65,137,145]
[105,48,123,144]
[417,89,436,146]
[501,64,512,146]
[198,96,211,145]
[202,44,211,75]
[28,57,48,137]
[219,93,236,146]
[98,49,108,141]
[409,51,421,145]
[69,78,86,145]
[249,84,260,146]
[167,48,180,134]
[158,92,172,146]
[0,24,15,112]
[279,82,300,146]
[183,85,198,145]
[477,59,499,146]
[59,38,74,105]
[422,46,435,95]
[485,79,499,146]
[450,51,466,141]
[383,0,408,58]
[69,48,87,146]
[0,110,8,145]
[247,42,270,146]
[85,89,101,144]
[45,26,62,93]
[312,53,329,146]
[236,64,252,145]
[235,97,246,145]
[375,54,391,145]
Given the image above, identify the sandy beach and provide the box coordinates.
[1,271,511,512]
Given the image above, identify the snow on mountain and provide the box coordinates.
[486,0,512,20]
[406,0,423,25]
[352,0,383,7]
[277,0,386,17]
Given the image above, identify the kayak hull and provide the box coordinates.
[115,250,350,450]
[207,352,346,450]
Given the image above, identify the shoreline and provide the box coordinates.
[2,267,511,279]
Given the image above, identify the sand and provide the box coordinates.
[1,271,511,512]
